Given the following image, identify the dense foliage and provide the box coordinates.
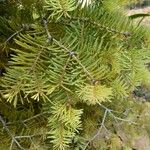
[0,0,150,149]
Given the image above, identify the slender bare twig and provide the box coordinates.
[83,109,108,150]
[0,114,46,149]
[0,29,23,51]
[0,115,25,150]
[99,104,137,124]
[83,103,137,150]
[10,134,41,150]
[6,112,47,126]
[110,112,137,125]
[23,112,47,123]
[5,29,23,43]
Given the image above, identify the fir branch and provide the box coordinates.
[71,17,132,37]
[42,19,95,82]
[47,101,83,149]
[44,0,77,20]
[28,45,45,73]
[59,56,71,86]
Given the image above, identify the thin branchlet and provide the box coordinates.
[83,109,108,150]
[0,115,25,150]
[83,103,137,149]
[71,17,132,37]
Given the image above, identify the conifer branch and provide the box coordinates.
[59,56,71,86]
[0,1,149,149]
[28,46,45,73]
[42,19,95,82]
[71,17,131,37]
[0,23,33,52]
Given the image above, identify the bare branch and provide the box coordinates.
[6,112,47,126]
[83,109,108,150]
[0,29,23,51]
[83,103,137,149]
[0,115,25,150]
[23,112,47,123]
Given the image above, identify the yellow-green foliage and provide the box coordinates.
[0,0,150,150]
